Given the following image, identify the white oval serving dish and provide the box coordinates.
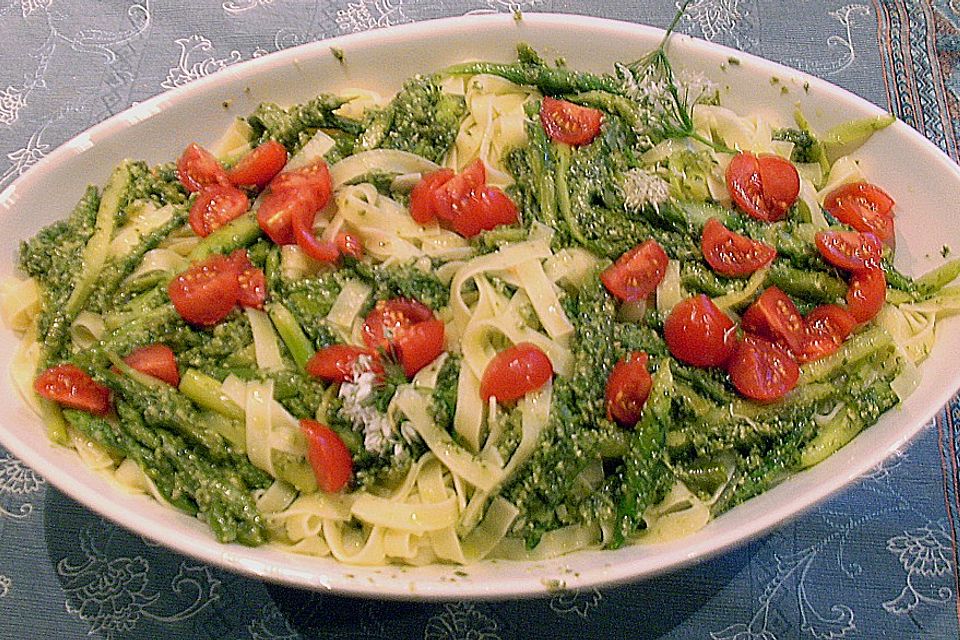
[1,13,958,599]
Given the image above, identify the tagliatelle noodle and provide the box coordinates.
[0,276,40,333]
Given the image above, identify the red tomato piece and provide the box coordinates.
[758,154,801,219]
[189,185,249,237]
[258,160,333,245]
[794,304,857,364]
[480,342,554,403]
[226,140,288,189]
[727,336,800,403]
[740,286,806,354]
[123,344,180,387]
[815,230,883,272]
[451,186,519,238]
[361,298,435,352]
[176,143,228,193]
[238,268,267,309]
[846,268,886,323]
[410,169,455,224]
[291,201,339,263]
[663,295,736,368]
[300,419,353,493]
[600,239,669,303]
[539,97,603,146]
[305,345,383,383]
[394,318,446,378]
[34,364,111,415]
[823,182,896,245]
[257,188,306,245]
[726,152,763,219]
[605,352,652,428]
[701,217,777,277]
[269,160,333,212]
[228,250,267,309]
[168,254,240,326]
[433,159,486,223]
[726,152,799,222]
[336,232,364,260]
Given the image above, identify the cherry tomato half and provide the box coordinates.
[291,201,339,263]
[480,342,554,403]
[258,188,306,245]
[361,299,445,377]
[336,232,364,260]
[168,254,240,326]
[228,250,267,309]
[189,185,249,237]
[727,336,799,403]
[815,230,883,272]
[34,364,111,415]
[605,352,652,428]
[123,344,180,387]
[269,160,333,212]
[361,298,435,352]
[394,318,446,378]
[794,304,857,364]
[701,217,777,277]
[740,286,806,354]
[823,182,895,245]
[258,160,333,245]
[305,345,383,383]
[663,295,736,368]
[539,97,603,146]
[300,419,353,493]
[600,239,669,303]
[226,140,288,189]
[451,186,519,238]
[176,143,228,193]
[846,267,886,323]
[726,152,800,222]
[433,159,486,223]
[410,169,454,224]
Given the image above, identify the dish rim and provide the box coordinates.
[0,11,956,600]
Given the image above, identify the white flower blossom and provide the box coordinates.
[622,168,671,210]
[339,369,393,455]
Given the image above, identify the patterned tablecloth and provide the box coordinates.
[1,1,959,638]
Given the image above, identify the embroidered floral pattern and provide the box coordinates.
[779,4,871,76]
[62,557,157,637]
[46,2,151,62]
[0,452,44,519]
[424,603,501,640]
[0,35,55,128]
[58,522,221,639]
[0,123,60,190]
[0,574,10,598]
[883,524,955,616]
[0,454,43,496]
[0,86,25,126]
[336,0,408,33]
[222,0,273,14]
[161,34,242,89]
[483,0,544,11]
[684,0,744,42]
[20,0,52,17]
[273,28,312,52]
[549,588,603,619]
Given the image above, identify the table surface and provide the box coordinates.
[2,1,960,638]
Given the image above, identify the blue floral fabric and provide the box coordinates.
[1,2,959,639]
